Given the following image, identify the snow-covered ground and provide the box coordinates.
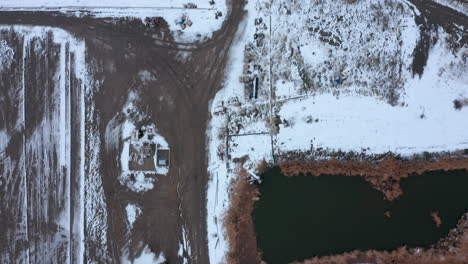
[205,0,260,263]
[0,129,9,153]
[84,87,112,262]
[266,0,419,104]
[206,0,468,263]
[276,33,468,155]
[0,25,90,263]
[126,203,142,228]
[122,245,166,264]
[0,0,227,42]
[178,226,192,264]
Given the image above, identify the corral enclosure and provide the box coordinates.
[253,168,468,264]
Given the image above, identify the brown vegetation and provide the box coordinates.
[256,159,269,175]
[431,211,442,227]
[224,167,262,264]
[280,156,468,200]
[384,210,391,218]
[453,98,468,110]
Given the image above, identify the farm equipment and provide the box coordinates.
[183,3,198,8]
[144,17,161,27]
[175,15,193,30]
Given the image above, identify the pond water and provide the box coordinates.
[253,168,468,264]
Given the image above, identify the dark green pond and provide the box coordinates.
[253,168,468,264]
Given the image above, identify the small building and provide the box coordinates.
[214,103,225,116]
[132,129,143,140]
[132,130,139,140]
[251,77,258,99]
[156,149,170,167]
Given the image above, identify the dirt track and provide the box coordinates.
[0,1,246,263]
[406,0,468,76]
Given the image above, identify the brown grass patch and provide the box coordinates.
[280,156,468,200]
[431,211,442,227]
[224,167,262,264]
[256,159,269,175]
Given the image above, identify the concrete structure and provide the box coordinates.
[156,149,170,167]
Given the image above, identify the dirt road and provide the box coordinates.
[406,0,468,76]
[0,1,246,263]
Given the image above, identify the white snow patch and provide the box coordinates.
[230,134,272,170]
[178,226,191,264]
[125,203,141,228]
[138,70,157,84]
[275,80,295,98]
[122,120,136,141]
[85,87,111,260]
[0,129,10,152]
[275,32,468,155]
[120,171,155,193]
[122,246,166,264]
[299,40,328,68]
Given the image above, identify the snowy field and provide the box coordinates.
[206,0,468,263]
[0,25,90,263]
[276,34,468,155]
[122,245,166,264]
[0,0,227,42]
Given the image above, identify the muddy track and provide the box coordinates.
[0,1,246,263]
[405,0,468,76]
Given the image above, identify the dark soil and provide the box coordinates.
[0,1,246,263]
